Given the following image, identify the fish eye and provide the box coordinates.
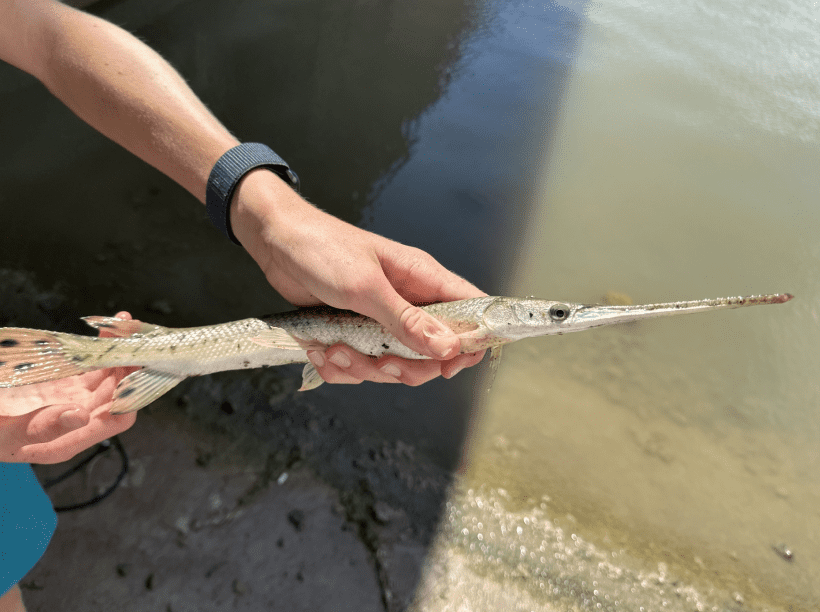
[549,304,570,321]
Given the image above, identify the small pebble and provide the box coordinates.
[372,501,401,525]
[603,290,633,305]
[772,542,794,561]
[204,562,225,579]
[287,509,305,532]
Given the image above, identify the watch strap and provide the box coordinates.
[206,142,299,245]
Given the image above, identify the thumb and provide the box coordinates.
[24,404,89,444]
[370,285,460,360]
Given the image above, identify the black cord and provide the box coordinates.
[44,436,129,513]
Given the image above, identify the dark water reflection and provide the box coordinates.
[0,0,581,464]
[1,5,585,605]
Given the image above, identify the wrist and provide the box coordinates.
[206,143,299,245]
[230,169,303,262]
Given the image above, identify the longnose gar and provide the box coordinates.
[0,293,792,414]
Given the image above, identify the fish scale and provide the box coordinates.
[0,293,793,415]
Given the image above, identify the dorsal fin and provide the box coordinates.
[82,316,166,337]
[250,326,325,351]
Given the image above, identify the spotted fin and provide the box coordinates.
[250,327,325,351]
[109,368,186,414]
[0,328,97,387]
[82,316,166,337]
[298,363,325,391]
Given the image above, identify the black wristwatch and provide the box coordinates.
[205,142,300,245]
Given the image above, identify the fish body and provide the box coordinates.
[0,293,793,414]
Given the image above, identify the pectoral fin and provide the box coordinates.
[250,327,324,351]
[299,363,325,391]
[110,368,186,414]
[484,345,503,394]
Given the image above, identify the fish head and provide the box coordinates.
[480,293,794,342]
[480,297,579,341]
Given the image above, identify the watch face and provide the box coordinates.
[285,168,299,190]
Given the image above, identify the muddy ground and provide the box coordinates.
[2,269,464,612]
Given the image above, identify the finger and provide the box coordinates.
[18,410,136,465]
[374,356,445,387]
[0,383,66,417]
[323,346,410,384]
[393,297,460,360]
[374,350,486,386]
[15,372,138,463]
[22,404,90,444]
[378,243,487,304]
[306,350,367,385]
[312,346,448,387]
[352,280,459,360]
[441,350,487,379]
[359,246,484,359]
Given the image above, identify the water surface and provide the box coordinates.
[444,0,819,609]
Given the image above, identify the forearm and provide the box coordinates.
[34,2,237,201]
[0,1,485,382]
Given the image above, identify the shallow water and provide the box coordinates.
[445,0,820,609]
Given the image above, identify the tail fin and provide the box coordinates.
[0,328,98,388]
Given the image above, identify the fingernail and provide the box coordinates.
[308,351,326,368]
[380,363,402,378]
[329,352,351,368]
[423,322,451,339]
[423,323,456,359]
[59,408,85,430]
[446,365,465,379]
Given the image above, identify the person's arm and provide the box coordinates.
[0,0,233,200]
[0,584,25,612]
[0,0,486,387]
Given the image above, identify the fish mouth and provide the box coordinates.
[569,293,793,331]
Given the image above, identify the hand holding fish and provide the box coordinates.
[229,168,488,386]
[0,312,138,464]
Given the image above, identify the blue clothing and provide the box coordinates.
[0,463,56,597]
